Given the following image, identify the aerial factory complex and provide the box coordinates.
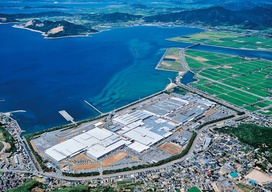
[1,0,272,191]
[32,91,233,173]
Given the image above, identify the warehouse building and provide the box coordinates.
[45,127,130,162]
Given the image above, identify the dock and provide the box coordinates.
[58,110,76,124]
[84,100,103,115]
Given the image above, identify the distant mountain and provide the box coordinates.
[0,11,70,20]
[144,6,272,29]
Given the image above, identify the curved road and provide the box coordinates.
[0,115,237,181]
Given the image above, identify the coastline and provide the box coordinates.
[11,23,272,53]
[12,24,101,39]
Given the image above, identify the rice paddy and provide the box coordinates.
[187,49,272,113]
[169,31,272,51]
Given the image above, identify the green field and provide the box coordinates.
[157,48,184,71]
[188,186,201,192]
[169,31,272,51]
[169,31,237,43]
[8,179,42,192]
[0,126,16,153]
[187,50,272,113]
[185,49,246,69]
[0,141,4,152]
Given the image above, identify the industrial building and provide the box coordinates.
[45,93,213,162]
[45,127,130,161]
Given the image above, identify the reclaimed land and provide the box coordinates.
[156,48,184,72]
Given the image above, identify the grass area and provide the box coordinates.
[157,48,184,71]
[161,60,184,71]
[236,184,252,192]
[166,86,187,95]
[206,36,272,51]
[0,141,4,152]
[215,124,272,164]
[185,49,246,69]
[116,181,144,191]
[188,186,201,192]
[8,179,43,192]
[58,185,90,192]
[169,31,272,51]
[117,180,132,186]
[0,126,16,153]
[169,31,238,44]
[260,107,272,115]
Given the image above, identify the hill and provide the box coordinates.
[21,19,98,38]
[144,6,272,29]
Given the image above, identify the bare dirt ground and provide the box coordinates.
[102,152,128,167]
[159,142,183,155]
[30,140,39,152]
[204,108,216,117]
[70,153,94,163]
[245,169,272,185]
[186,55,209,62]
[165,55,180,60]
[47,26,64,35]
[70,163,99,171]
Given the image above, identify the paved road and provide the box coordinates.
[179,48,192,73]
[0,115,238,181]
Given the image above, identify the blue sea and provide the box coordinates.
[0,24,200,133]
[1,24,271,133]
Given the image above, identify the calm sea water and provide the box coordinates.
[1,24,271,133]
[0,24,201,133]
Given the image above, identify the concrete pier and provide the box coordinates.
[58,110,76,124]
[84,100,103,115]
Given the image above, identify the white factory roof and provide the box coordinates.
[73,134,99,147]
[128,141,149,153]
[170,97,189,105]
[86,127,113,140]
[94,122,103,127]
[113,110,151,125]
[113,114,138,125]
[124,127,163,146]
[127,120,144,129]
[87,140,130,159]
[45,127,129,162]
[45,139,86,162]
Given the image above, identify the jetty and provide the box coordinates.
[58,110,76,124]
[165,78,177,90]
[84,100,103,115]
